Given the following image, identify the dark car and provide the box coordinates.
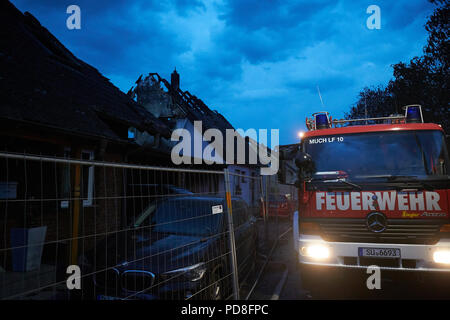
[80,196,257,300]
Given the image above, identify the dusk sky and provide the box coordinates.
[11,0,435,145]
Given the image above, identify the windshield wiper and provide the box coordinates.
[311,178,362,190]
[355,174,418,181]
[355,175,435,190]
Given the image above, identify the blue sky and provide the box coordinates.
[11,0,435,145]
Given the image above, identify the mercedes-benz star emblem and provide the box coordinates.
[366,212,387,233]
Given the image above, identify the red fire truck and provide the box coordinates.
[280,105,450,291]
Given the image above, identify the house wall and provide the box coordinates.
[227,165,261,207]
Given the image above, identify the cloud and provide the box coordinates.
[10,0,436,144]
[219,0,334,31]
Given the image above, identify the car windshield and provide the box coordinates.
[148,198,223,236]
[305,130,449,181]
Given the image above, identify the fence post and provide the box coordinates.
[70,153,82,265]
[274,177,279,241]
[263,176,270,249]
[259,176,266,222]
[224,168,240,300]
[259,176,266,250]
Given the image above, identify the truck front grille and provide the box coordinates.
[319,219,442,245]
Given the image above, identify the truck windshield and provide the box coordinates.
[304,130,449,180]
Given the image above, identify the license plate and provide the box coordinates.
[97,295,122,300]
[358,247,401,258]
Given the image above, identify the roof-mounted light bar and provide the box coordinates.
[404,104,423,123]
[305,105,424,131]
[306,111,331,130]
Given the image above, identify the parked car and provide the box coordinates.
[260,194,293,219]
[79,196,257,300]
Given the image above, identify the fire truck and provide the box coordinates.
[279,105,450,291]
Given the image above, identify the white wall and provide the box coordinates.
[228,165,260,207]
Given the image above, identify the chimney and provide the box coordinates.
[171,67,180,91]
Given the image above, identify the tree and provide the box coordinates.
[347,0,449,132]
[424,0,449,73]
[345,86,396,124]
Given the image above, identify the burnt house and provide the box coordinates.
[127,71,264,207]
[127,70,234,153]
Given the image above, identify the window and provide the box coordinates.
[241,170,247,183]
[81,150,94,207]
[305,130,449,179]
[128,127,136,139]
[236,169,247,183]
[234,171,242,196]
[149,199,223,236]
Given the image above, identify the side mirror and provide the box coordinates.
[278,159,298,185]
[277,144,300,185]
[295,151,311,167]
[295,151,316,181]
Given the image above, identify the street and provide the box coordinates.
[250,221,450,300]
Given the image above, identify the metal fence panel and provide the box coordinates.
[0,152,293,300]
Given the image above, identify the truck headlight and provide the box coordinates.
[301,244,330,260]
[433,250,450,265]
[162,263,207,282]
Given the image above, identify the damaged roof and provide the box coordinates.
[0,1,171,143]
[129,72,264,166]
[130,73,235,134]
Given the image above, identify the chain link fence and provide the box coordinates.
[0,152,294,300]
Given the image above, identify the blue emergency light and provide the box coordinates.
[405,105,423,123]
[314,112,330,129]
